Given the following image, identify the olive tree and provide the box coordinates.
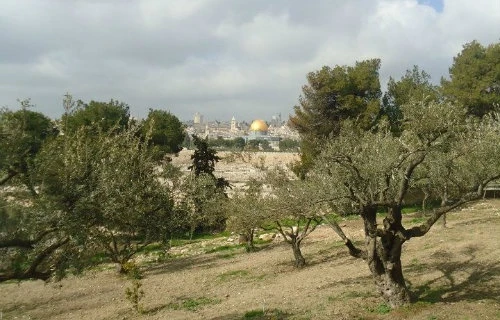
[61,98,130,134]
[0,100,56,187]
[176,172,228,239]
[175,135,229,238]
[37,125,178,273]
[1,98,180,280]
[308,100,499,307]
[225,179,269,252]
[263,170,323,268]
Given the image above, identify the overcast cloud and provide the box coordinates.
[1,0,499,122]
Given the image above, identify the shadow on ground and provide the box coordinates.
[406,245,500,303]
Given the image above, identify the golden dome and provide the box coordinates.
[250,119,268,132]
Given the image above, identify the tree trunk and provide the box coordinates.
[366,237,411,307]
[441,188,449,227]
[245,229,255,252]
[323,215,364,258]
[363,205,411,308]
[422,191,429,213]
[291,240,306,268]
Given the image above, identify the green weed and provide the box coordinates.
[125,279,145,313]
[205,244,244,254]
[368,303,391,314]
[410,217,426,224]
[168,296,221,311]
[243,308,288,319]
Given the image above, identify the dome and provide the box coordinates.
[250,119,268,132]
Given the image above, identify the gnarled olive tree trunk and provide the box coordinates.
[362,205,411,307]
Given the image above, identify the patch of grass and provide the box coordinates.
[217,269,250,282]
[408,258,426,273]
[243,308,288,319]
[169,231,231,247]
[402,205,421,214]
[168,296,221,311]
[368,303,391,314]
[218,252,236,259]
[139,242,165,254]
[192,230,231,240]
[205,244,245,254]
[253,238,273,245]
[169,239,196,247]
[89,251,111,264]
[410,217,426,224]
[244,309,265,318]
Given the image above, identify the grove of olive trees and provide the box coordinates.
[1,40,499,313]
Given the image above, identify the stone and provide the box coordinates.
[258,233,276,242]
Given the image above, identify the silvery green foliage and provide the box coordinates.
[310,99,499,210]
[176,172,228,235]
[1,122,180,280]
[225,179,268,234]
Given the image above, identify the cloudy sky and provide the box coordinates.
[1,0,499,122]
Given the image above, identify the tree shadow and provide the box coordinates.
[406,245,500,303]
[209,309,292,320]
[145,254,235,276]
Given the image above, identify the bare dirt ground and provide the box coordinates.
[1,199,499,320]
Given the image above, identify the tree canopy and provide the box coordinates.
[62,98,130,134]
[382,65,440,131]
[441,40,500,117]
[289,59,382,176]
[0,100,56,186]
[141,109,185,160]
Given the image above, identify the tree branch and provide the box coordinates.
[396,152,426,204]
[322,215,366,259]
[0,228,58,249]
[0,166,19,185]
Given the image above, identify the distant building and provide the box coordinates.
[194,112,203,124]
[246,119,280,150]
[184,114,299,150]
[230,116,240,133]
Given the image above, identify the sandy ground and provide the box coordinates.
[1,199,499,320]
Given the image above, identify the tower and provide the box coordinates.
[231,116,237,132]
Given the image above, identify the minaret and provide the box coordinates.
[231,116,237,132]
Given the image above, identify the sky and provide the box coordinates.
[1,0,499,122]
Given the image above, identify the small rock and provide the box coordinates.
[258,233,276,242]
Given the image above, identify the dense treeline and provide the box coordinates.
[1,40,499,310]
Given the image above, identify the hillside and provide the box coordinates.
[1,199,499,319]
